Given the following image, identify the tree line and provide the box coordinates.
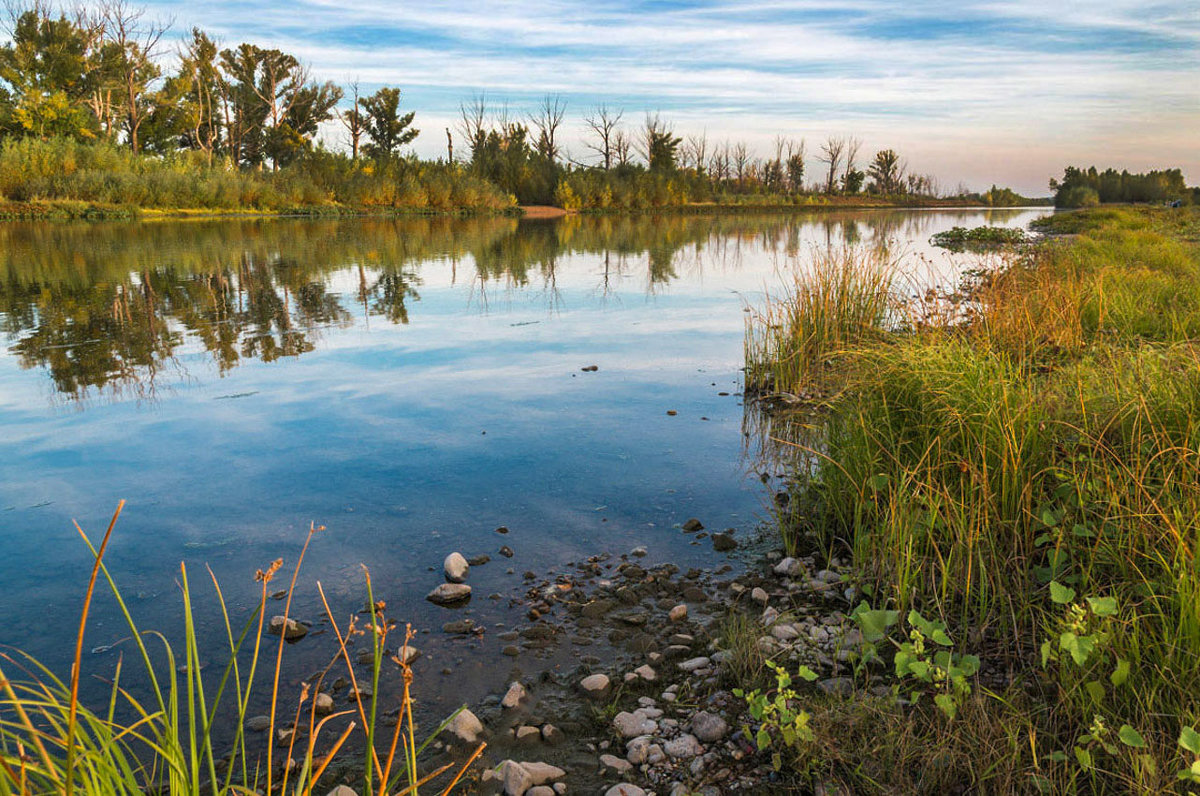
[0,1,1036,212]
[1051,166,1193,208]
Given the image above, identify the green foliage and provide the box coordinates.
[733,660,817,771]
[1052,165,1189,207]
[930,225,1027,251]
[360,87,418,160]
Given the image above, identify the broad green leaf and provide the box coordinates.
[1050,581,1076,605]
[854,607,900,642]
[756,727,770,750]
[796,665,819,682]
[1178,726,1200,755]
[1084,680,1105,704]
[1041,640,1053,668]
[1074,746,1092,770]
[1041,507,1060,527]
[1110,659,1131,687]
[1087,595,1118,617]
[867,473,890,491]
[933,693,958,719]
[931,628,953,646]
[1118,725,1146,748]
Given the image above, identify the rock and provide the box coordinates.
[691,711,728,742]
[601,753,633,775]
[522,762,565,785]
[681,518,704,532]
[580,673,611,696]
[314,692,334,715]
[499,760,532,796]
[527,788,555,796]
[515,725,541,744]
[630,546,647,557]
[633,664,657,682]
[327,787,358,796]
[774,557,805,578]
[444,708,484,745]
[395,646,421,665]
[426,583,471,605]
[771,624,800,641]
[581,364,599,372]
[678,656,711,673]
[499,545,515,558]
[664,733,703,759]
[444,552,469,583]
[541,723,565,745]
[750,587,769,605]
[711,533,737,552]
[442,619,476,634]
[501,681,527,710]
[268,615,308,640]
[606,786,646,796]
[818,677,854,697]
[246,715,270,732]
[669,604,687,622]
[613,710,658,738]
[762,606,780,626]
[468,554,491,566]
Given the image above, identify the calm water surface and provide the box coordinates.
[0,208,1050,715]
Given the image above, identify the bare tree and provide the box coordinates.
[819,135,847,194]
[530,93,566,162]
[583,104,622,169]
[843,136,862,182]
[339,79,364,159]
[612,129,633,168]
[683,131,708,171]
[732,141,749,187]
[103,0,171,153]
[457,93,488,162]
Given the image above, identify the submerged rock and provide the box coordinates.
[711,532,737,552]
[681,518,704,532]
[268,615,308,641]
[426,583,472,605]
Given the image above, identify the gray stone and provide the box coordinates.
[633,664,657,682]
[818,677,854,697]
[613,710,657,738]
[774,557,805,577]
[527,788,555,796]
[711,533,737,552]
[669,604,687,622]
[444,552,469,583]
[326,787,358,796]
[678,656,711,673]
[580,673,610,696]
[605,786,646,796]
[515,725,541,744]
[600,753,633,775]
[681,518,704,532]
[395,646,421,665]
[501,681,527,710]
[499,760,532,796]
[444,708,484,745]
[664,733,703,759]
[750,587,769,605]
[313,692,334,716]
[246,715,270,732]
[426,583,472,605]
[522,762,565,785]
[268,615,308,640]
[541,723,565,745]
[690,711,728,743]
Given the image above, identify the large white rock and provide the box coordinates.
[444,552,469,583]
[501,681,527,710]
[443,708,484,745]
[579,673,610,696]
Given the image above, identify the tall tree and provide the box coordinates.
[819,135,847,194]
[583,103,621,169]
[868,149,904,194]
[0,3,98,139]
[640,113,681,172]
[360,86,416,159]
[530,93,564,162]
[103,0,169,153]
[339,78,364,159]
[785,139,805,193]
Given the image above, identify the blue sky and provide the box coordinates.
[138,0,1199,195]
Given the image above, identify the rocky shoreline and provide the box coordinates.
[361,517,866,795]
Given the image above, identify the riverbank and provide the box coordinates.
[742,204,1200,792]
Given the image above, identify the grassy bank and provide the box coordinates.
[745,206,1200,792]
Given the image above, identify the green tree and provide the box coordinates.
[642,113,681,172]
[0,7,98,139]
[360,86,417,159]
[868,149,904,194]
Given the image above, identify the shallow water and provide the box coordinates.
[0,207,1050,719]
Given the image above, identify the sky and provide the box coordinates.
[134,0,1199,196]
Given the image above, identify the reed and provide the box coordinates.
[0,505,483,795]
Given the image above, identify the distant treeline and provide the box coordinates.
[1051,166,1195,208]
[0,1,1034,213]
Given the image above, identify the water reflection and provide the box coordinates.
[0,208,1035,403]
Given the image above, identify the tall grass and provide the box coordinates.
[747,206,1200,791]
[744,246,899,397]
[0,138,514,214]
[0,502,483,795]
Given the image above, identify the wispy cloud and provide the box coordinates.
[134,0,1199,194]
